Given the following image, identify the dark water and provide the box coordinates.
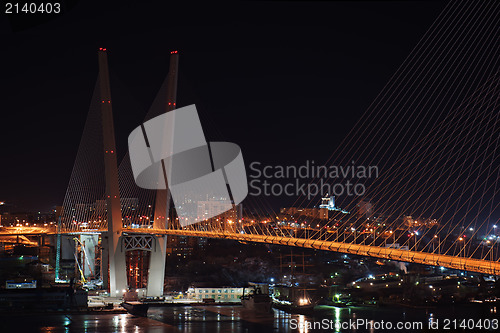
[1,304,497,333]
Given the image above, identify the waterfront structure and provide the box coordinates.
[186,287,246,302]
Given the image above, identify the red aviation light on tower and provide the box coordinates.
[170,50,178,54]
[99,47,107,51]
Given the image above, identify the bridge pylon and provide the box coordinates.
[98,49,128,295]
[146,51,179,297]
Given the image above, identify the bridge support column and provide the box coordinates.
[147,235,167,296]
[103,232,127,296]
[109,233,127,296]
[37,235,44,247]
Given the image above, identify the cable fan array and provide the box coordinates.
[61,0,499,268]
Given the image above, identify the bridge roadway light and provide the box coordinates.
[458,237,465,258]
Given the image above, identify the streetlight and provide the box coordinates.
[434,235,440,254]
[492,225,498,259]
[458,237,465,258]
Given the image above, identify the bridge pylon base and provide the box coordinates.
[147,235,167,297]
[102,232,128,296]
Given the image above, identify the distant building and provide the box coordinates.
[0,212,31,226]
[281,196,349,221]
[403,215,438,228]
[93,198,139,213]
[186,287,247,302]
[5,279,37,289]
[197,201,242,222]
[319,195,350,214]
[166,235,198,259]
[280,207,328,220]
[357,199,374,219]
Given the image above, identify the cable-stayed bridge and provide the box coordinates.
[2,0,498,297]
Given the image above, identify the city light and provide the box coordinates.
[298,298,310,306]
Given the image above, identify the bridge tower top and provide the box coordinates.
[153,51,179,229]
[97,48,122,236]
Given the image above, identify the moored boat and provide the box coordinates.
[241,286,272,313]
[121,301,149,317]
[271,285,315,314]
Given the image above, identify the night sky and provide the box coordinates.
[0,0,447,212]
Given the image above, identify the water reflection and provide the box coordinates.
[334,307,341,333]
[297,315,307,333]
[0,304,497,333]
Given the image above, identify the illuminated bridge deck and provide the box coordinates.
[125,228,500,276]
[2,226,498,276]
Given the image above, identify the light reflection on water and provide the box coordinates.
[0,305,497,333]
[148,304,498,333]
[148,306,496,333]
